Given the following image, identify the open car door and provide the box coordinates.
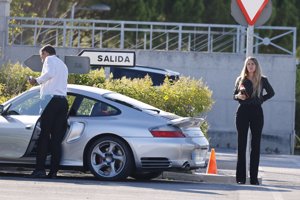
[0,90,41,159]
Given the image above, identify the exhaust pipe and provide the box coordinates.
[182,161,190,170]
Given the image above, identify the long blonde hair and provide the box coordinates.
[239,56,262,97]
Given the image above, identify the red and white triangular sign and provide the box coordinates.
[236,0,269,26]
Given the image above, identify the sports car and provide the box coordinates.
[0,84,209,180]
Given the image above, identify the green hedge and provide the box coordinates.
[0,62,39,101]
[1,63,214,135]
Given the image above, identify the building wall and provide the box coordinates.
[136,51,296,154]
[3,46,297,154]
[0,0,11,61]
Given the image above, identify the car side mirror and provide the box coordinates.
[0,104,12,116]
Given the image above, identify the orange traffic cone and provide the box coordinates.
[206,148,217,174]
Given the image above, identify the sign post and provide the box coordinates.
[246,25,254,57]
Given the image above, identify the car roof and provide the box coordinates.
[29,84,113,96]
[114,65,180,76]
[67,84,112,95]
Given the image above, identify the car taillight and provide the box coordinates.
[149,125,185,138]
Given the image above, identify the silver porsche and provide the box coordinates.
[0,84,209,180]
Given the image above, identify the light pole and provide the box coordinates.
[69,2,111,47]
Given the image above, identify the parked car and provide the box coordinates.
[0,84,209,181]
[110,65,180,86]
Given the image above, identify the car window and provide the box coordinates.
[8,92,41,115]
[68,95,119,117]
[77,98,97,116]
[66,94,76,113]
[89,102,119,116]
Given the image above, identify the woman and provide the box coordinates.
[233,56,275,185]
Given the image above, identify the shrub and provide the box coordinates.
[0,62,39,103]
[68,68,106,86]
[0,63,214,135]
[98,75,213,134]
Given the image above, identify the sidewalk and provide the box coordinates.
[162,148,238,184]
[162,148,300,186]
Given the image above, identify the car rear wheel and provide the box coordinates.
[87,136,133,181]
[131,171,162,180]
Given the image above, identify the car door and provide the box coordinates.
[65,93,120,143]
[0,90,41,159]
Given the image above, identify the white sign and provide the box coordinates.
[237,0,269,25]
[24,55,90,74]
[78,50,135,67]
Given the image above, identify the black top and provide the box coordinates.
[233,76,275,105]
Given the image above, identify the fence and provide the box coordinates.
[7,17,297,55]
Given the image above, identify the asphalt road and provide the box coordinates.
[0,151,299,200]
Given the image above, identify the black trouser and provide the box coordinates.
[36,96,68,173]
[235,104,264,183]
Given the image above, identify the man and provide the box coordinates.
[29,44,68,178]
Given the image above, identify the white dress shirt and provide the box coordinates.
[36,55,68,98]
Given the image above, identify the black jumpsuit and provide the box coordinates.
[233,76,275,184]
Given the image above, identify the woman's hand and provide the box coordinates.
[236,92,247,100]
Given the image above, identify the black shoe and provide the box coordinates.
[27,169,47,178]
[47,171,58,179]
[250,179,260,185]
[236,178,245,184]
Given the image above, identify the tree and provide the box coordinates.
[202,0,233,24]
[165,0,204,23]
[10,0,87,18]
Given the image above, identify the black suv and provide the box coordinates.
[110,66,180,86]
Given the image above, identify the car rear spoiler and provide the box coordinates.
[168,117,204,127]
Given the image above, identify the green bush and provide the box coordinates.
[68,68,106,86]
[0,62,39,103]
[0,64,214,135]
[0,83,7,104]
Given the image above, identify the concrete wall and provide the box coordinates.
[0,0,11,60]
[3,46,297,154]
[135,51,296,154]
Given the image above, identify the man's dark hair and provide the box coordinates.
[40,44,56,55]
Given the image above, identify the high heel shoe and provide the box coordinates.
[47,171,58,179]
[250,179,260,185]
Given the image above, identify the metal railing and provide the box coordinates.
[7,17,297,55]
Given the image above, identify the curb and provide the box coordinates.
[162,171,262,185]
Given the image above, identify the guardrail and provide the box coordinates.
[7,17,297,55]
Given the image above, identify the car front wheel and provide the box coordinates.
[87,136,133,181]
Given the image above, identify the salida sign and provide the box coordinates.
[78,50,135,67]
